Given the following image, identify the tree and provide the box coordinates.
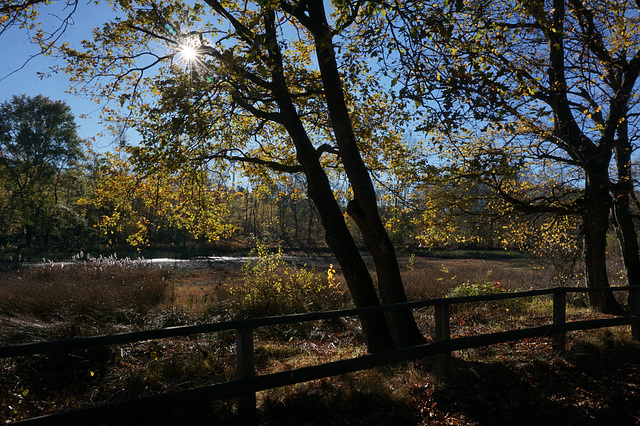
[51,1,427,351]
[384,0,640,313]
[82,148,238,249]
[0,94,85,248]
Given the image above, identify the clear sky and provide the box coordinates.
[0,2,124,150]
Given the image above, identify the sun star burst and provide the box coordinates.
[179,43,198,63]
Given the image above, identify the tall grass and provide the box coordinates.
[0,250,352,423]
[0,254,169,342]
[400,257,556,301]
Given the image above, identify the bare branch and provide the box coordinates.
[1,0,78,81]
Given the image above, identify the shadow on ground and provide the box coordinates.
[253,337,640,426]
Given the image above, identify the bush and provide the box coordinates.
[448,274,528,321]
[449,280,506,298]
[230,242,347,317]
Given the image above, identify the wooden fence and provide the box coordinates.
[2,286,639,425]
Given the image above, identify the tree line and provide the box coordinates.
[2,0,640,351]
[1,94,570,255]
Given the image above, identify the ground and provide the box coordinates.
[252,329,640,426]
[1,253,639,425]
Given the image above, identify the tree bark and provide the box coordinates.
[612,192,640,287]
[262,8,395,352]
[612,123,640,294]
[305,0,425,348]
[583,168,625,315]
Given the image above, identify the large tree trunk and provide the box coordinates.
[282,101,396,353]
[261,9,395,353]
[612,125,640,308]
[583,170,625,315]
[305,0,425,348]
[308,167,396,353]
[612,192,640,286]
[543,0,623,315]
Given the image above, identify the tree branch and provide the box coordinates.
[316,143,339,156]
[496,187,579,215]
[230,91,284,123]
[201,0,255,45]
[205,149,303,173]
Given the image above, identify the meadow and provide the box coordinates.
[1,250,639,425]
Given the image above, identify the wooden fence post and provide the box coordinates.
[434,302,451,377]
[631,287,640,341]
[552,291,566,354]
[236,328,256,425]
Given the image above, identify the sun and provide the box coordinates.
[178,43,199,64]
[176,34,202,66]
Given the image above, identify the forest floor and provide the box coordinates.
[254,327,640,426]
[1,253,639,425]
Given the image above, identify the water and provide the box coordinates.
[149,253,338,270]
[148,256,252,270]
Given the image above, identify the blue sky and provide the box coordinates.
[0,2,124,150]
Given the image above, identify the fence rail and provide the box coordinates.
[3,286,639,425]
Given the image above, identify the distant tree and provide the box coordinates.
[0,94,85,248]
[81,148,238,249]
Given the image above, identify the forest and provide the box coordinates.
[0,93,577,257]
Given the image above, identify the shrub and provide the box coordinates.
[448,273,528,321]
[449,280,507,298]
[230,242,347,317]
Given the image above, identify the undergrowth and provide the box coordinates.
[230,242,348,316]
[448,274,529,320]
[1,252,637,424]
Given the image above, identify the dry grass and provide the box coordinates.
[0,256,170,344]
[1,252,638,424]
[400,257,555,301]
